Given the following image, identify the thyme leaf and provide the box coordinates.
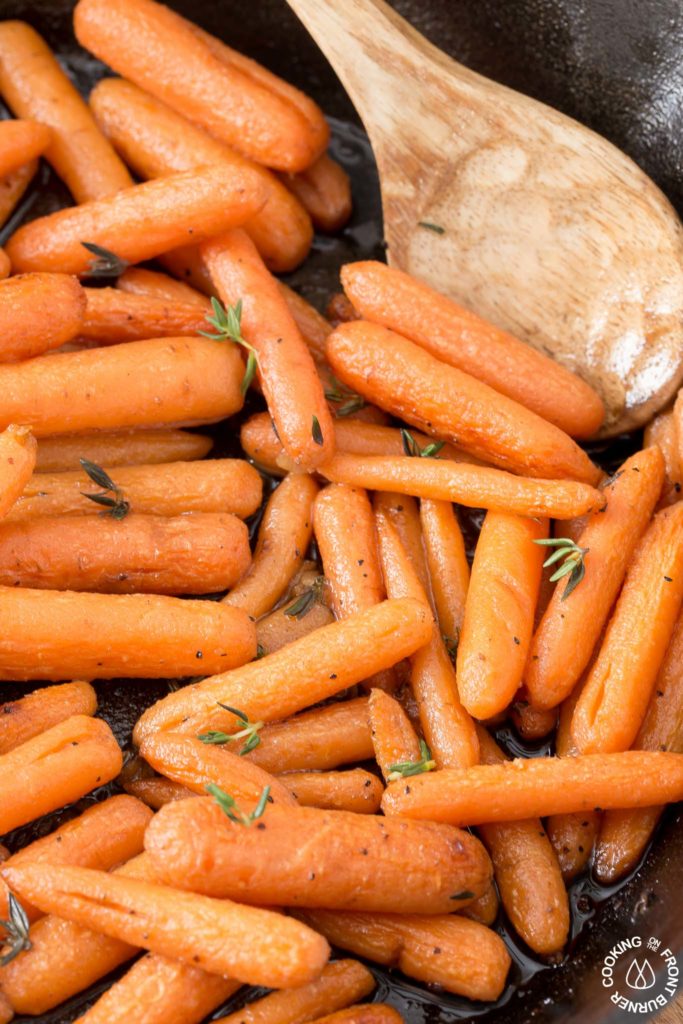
[324,376,366,417]
[417,221,445,235]
[197,703,263,755]
[283,576,325,620]
[206,782,270,826]
[534,537,589,600]
[199,298,259,395]
[80,458,130,520]
[311,415,324,446]
[387,739,436,782]
[401,429,444,459]
[81,242,129,279]
[0,893,31,966]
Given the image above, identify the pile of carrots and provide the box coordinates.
[0,0,682,1021]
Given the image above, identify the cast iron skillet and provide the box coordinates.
[0,2,682,1022]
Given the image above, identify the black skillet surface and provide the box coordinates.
[0,1,682,1022]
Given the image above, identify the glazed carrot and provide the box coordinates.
[571,502,683,753]
[202,230,335,469]
[118,266,211,308]
[419,499,469,647]
[295,910,510,1002]
[35,428,213,473]
[2,863,330,988]
[0,715,122,834]
[0,425,36,517]
[327,322,601,483]
[0,991,10,1024]
[246,697,373,774]
[0,586,255,681]
[341,262,604,438]
[368,688,421,783]
[133,598,433,744]
[0,272,85,362]
[327,292,358,325]
[279,283,331,362]
[0,120,50,177]
[81,287,208,343]
[7,163,266,275]
[74,0,327,171]
[73,952,241,1024]
[146,796,491,913]
[0,249,9,280]
[321,453,604,520]
[11,458,260,521]
[509,700,558,741]
[0,21,132,201]
[457,513,546,719]
[90,77,313,273]
[308,1008,401,1024]
[373,492,434,601]
[0,680,96,755]
[281,153,352,233]
[644,408,682,506]
[0,158,37,228]
[224,473,318,619]
[257,598,335,656]
[124,776,194,810]
[0,794,152,924]
[0,336,245,437]
[279,770,384,813]
[459,885,499,927]
[526,447,665,710]
[213,960,374,1024]
[140,733,296,807]
[375,513,479,768]
[0,512,251,594]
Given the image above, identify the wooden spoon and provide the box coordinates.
[286,0,683,437]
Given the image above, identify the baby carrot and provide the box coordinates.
[0,512,251,594]
[2,863,330,988]
[0,21,132,201]
[645,408,682,506]
[0,680,96,755]
[278,284,331,363]
[35,428,213,473]
[368,688,422,783]
[457,512,546,719]
[327,321,601,484]
[124,776,193,810]
[281,153,352,232]
[0,119,50,178]
[0,586,255,681]
[118,266,211,308]
[341,262,604,438]
[0,158,37,228]
[224,473,318,619]
[571,502,683,753]
[202,229,335,469]
[320,453,604,520]
[0,336,245,437]
[7,163,266,275]
[307,1008,401,1024]
[459,885,499,927]
[509,700,558,741]
[74,0,327,171]
[81,287,208,344]
[526,447,665,710]
[0,425,36,518]
[12,459,261,521]
[257,596,335,656]
[279,770,384,814]
[0,715,122,834]
[0,272,85,362]
[133,598,433,744]
[295,910,510,1002]
[213,960,374,1024]
[0,249,9,280]
[90,77,313,273]
[419,499,469,648]
[382,750,683,824]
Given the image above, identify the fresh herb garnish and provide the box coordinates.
[311,415,324,446]
[197,703,263,755]
[199,298,258,395]
[534,537,589,600]
[80,458,130,520]
[206,782,270,826]
[387,739,436,782]
[442,631,459,663]
[81,242,129,279]
[324,377,366,417]
[0,893,31,966]
[417,221,445,235]
[401,429,444,459]
[256,643,266,660]
[283,576,325,620]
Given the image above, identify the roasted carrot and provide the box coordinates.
[202,230,335,469]
[11,458,260,521]
[279,770,384,813]
[0,425,36,517]
[35,428,213,473]
[0,715,122,834]
[74,0,327,171]
[341,262,604,438]
[278,283,331,362]
[0,586,255,681]
[526,447,665,710]
[0,272,85,362]
[327,321,601,483]
[7,163,266,275]
[644,408,682,507]
[459,885,499,927]
[81,287,208,343]
[509,699,558,741]
[124,776,194,810]
[294,910,510,1002]
[145,796,491,913]
[0,249,9,280]
[0,21,132,201]
[419,498,469,649]
[571,502,683,753]
[118,266,211,308]
[2,863,330,988]
[0,158,37,228]
[308,1007,401,1024]
[90,77,313,273]
[0,119,50,178]
[281,153,352,233]
[0,990,10,1024]
[133,598,433,744]
[257,596,335,656]
[0,680,96,755]
[327,292,358,326]
[368,688,422,783]
[0,511,251,594]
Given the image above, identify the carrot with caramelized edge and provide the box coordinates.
[36,428,212,473]
[118,266,211,308]
[0,273,85,361]
[0,159,37,228]
[281,153,352,233]
[0,587,255,681]
[0,680,96,754]
[2,862,329,988]
[123,776,194,810]
[81,287,208,343]
[202,229,334,469]
[0,425,36,517]
[526,447,665,710]
[327,321,600,483]
[368,688,422,783]
[644,408,682,506]
[257,595,335,655]
[420,499,469,649]
[308,1008,401,1024]
[0,715,122,834]
[279,770,383,813]
[0,120,50,176]
[571,502,683,752]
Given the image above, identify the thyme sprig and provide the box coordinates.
[283,576,325,619]
[417,221,445,235]
[206,782,270,826]
[198,703,264,755]
[80,458,130,520]
[387,740,436,782]
[199,298,258,395]
[534,537,589,600]
[401,429,444,459]
[324,377,366,417]
[311,415,324,446]
[81,242,129,279]
[0,893,31,966]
